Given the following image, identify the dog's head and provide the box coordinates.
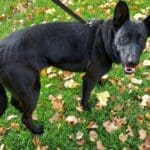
[113,1,150,74]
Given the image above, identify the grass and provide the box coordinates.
[0,0,150,149]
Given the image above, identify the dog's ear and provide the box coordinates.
[143,15,150,36]
[113,1,130,31]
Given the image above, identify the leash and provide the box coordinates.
[51,0,86,24]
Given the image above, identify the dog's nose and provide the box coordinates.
[127,61,136,67]
[127,57,138,67]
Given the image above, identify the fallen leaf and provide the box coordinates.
[119,133,128,143]
[137,115,144,124]
[89,130,98,142]
[17,3,26,13]
[103,117,126,133]
[65,115,79,126]
[0,144,4,150]
[87,121,98,129]
[142,72,150,81]
[96,140,105,150]
[32,137,49,150]
[96,91,110,110]
[103,120,118,133]
[76,139,85,146]
[76,131,84,140]
[40,69,47,77]
[0,127,8,135]
[143,60,150,67]
[144,87,150,94]
[64,79,79,89]
[131,78,143,85]
[139,129,147,140]
[58,71,75,80]
[134,13,146,20]
[49,113,64,123]
[10,123,20,130]
[126,126,134,137]
[49,95,64,112]
[7,115,18,121]
[138,135,150,150]
[45,8,56,15]
[45,83,53,88]
[140,95,150,108]
[145,113,150,120]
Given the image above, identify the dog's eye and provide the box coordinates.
[120,35,129,44]
[138,36,145,42]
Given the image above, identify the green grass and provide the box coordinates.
[0,0,150,149]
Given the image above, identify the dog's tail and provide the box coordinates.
[0,84,8,116]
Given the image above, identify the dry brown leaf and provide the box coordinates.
[64,79,79,89]
[103,117,126,133]
[89,130,98,142]
[143,60,150,67]
[65,115,79,126]
[140,95,150,108]
[126,126,134,137]
[0,127,8,135]
[75,131,84,146]
[76,105,83,112]
[137,115,145,124]
[76,131,84,140]
[40,69,47,77]
[32,137,49,150]
[96,140,105,150]
[142,72,150,81]
[119,126,134,143]
[49,113,64,123]
[76,139,85,146]
[103,120,118,133]
[17,3,26,13]
[144,88,150,94]
[119,133,128,143]
[138,135,150,150]
[131,78,143,85]
[96,91,110,110]
[10,123,20,130]
[49,95,64,112]
[87,121,98,129]
[145,113,150,120]
[139,129,147,140]
[58,71,75,80]
[45,8,56,15]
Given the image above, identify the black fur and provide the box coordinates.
[0,1,149,134]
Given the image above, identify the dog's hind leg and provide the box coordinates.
[2,65,42,134]
[21,74,43,134]
[0,84,8,116]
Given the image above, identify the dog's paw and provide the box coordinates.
[32,124,44,135]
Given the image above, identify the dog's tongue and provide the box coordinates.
[124,65,135,74]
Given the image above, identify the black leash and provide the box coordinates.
[51,0,86,24]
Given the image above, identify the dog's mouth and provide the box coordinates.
[124,65,135,74]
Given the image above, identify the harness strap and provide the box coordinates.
[51,0,86,24]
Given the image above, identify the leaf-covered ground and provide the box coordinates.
[0,0,150,149]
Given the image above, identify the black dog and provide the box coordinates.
[0,1,149,134]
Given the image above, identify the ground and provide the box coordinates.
[0,0,150,149]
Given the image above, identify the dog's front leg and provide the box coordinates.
[81,73,99,111]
